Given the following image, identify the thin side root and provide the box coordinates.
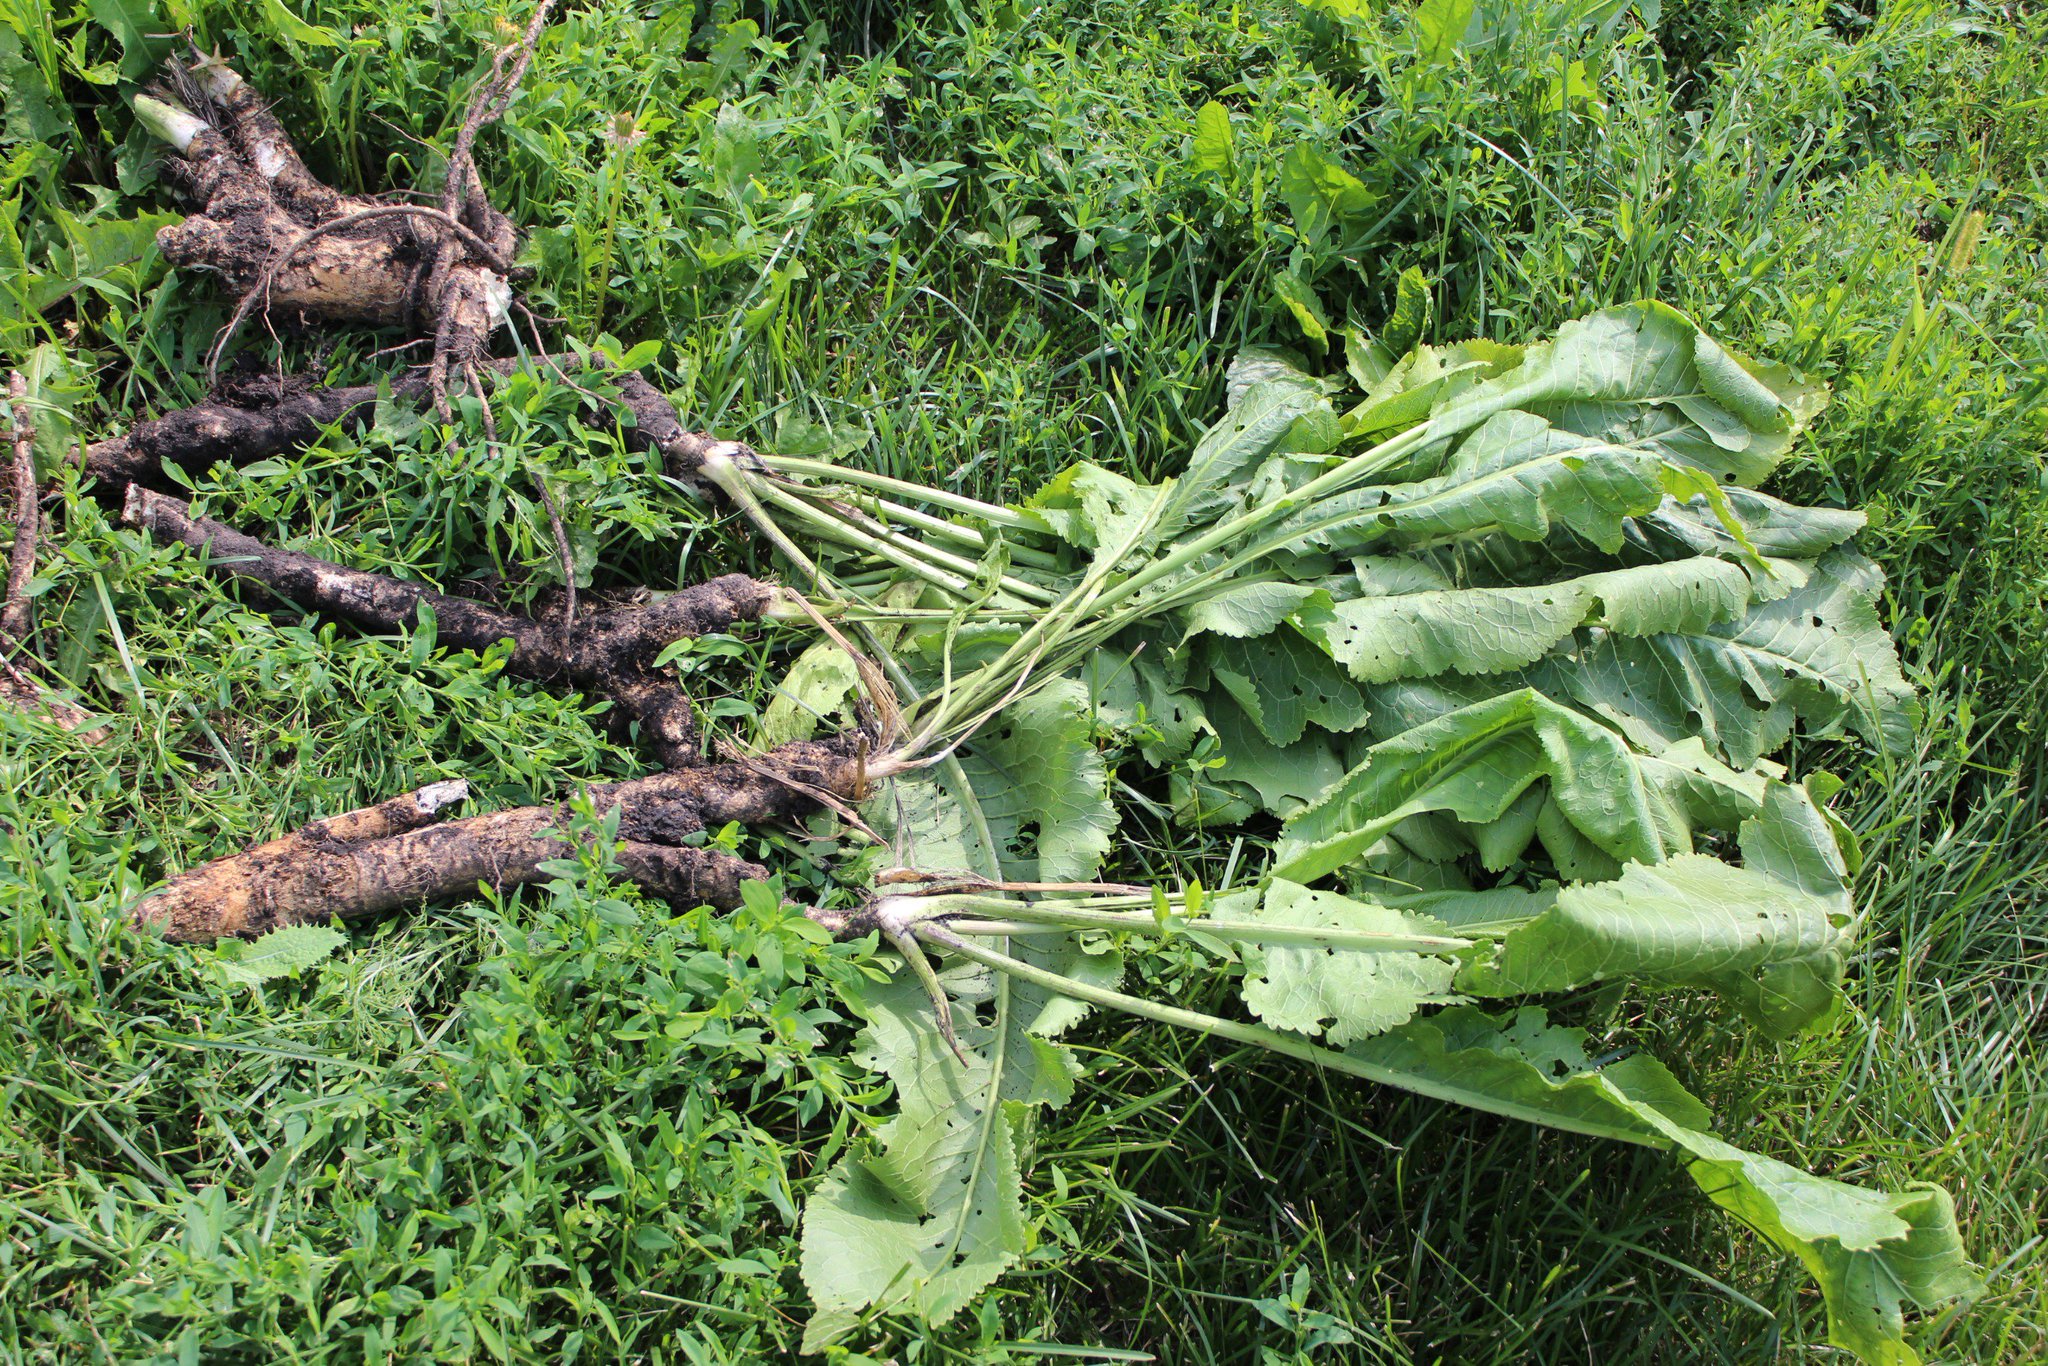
[82,362,721,497]
[123,487,778,768]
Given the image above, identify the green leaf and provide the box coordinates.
[1645,485,1866,562]
[1459,782,1851,1037]
[1551,549,1916,766]
[1423,302,1827,487]
[1285,411,1679,556]
[1240,881,1461,1043]
[760,636,864,746]
[868,685,1113,885]
[1180,581,1330,641]
[1198,695,1353,817]
[0,26,68,145]
[970,679,1117,883]
[1224,346,1327,409]
[1272,270,1331,348]
[1205,625,1370,748]
[804,704,1119,1345]
[1189,100,1234,180]
[1411,0,1481,63]
[1080,648,1209,766]
[800,935,1119,1348]
[1381,267,1432,355]
[1165,377,1331,534]
[210,924,346,985]
[1278,144,1377,250]
[1274,689,1765,883]
[1344,1006,1982,1365]
[1023,462,1169,567]
[1305,556,1759,684]
[260,0,346,57]
[87,0,170,79]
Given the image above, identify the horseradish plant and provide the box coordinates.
[716,288,1980,1361]
[88,49,1977,1362]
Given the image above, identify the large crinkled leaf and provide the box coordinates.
[1458,782,1852,1037]
[1165,377,1333,532]
[1204,625,1370,748]
[799,925,1121,1349]
[1274,689,1767,883]
[1080,647,1209,766]
[875,677,1115,883]
[1638,1122,1983,1366]
[967,677,1117,882]
[1344,1007,1981,1366]
[1423,301,1827,486]
[1348,551,1912,772]
[1553,548,1917,766]
[1180,580,1331,640]
[1239,880,1461,1043]
[802,687,1119,1346]
[1305,555,1759,684]
[1643,486,1866,562]
[1286,411,1680,557]
[1182,694,1350,820]
[1020,461,1170,566]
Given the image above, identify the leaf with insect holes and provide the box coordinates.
[210,925,346,985]
[1550,547,1917,766]
[1239,880,1462,1043]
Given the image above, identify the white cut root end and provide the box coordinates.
[195,56,244,102]
[133,96,208,153]
[483,275,513,327]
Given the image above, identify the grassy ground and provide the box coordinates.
[2,0,2045,1361]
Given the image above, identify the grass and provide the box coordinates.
[2,0,2045,1361]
